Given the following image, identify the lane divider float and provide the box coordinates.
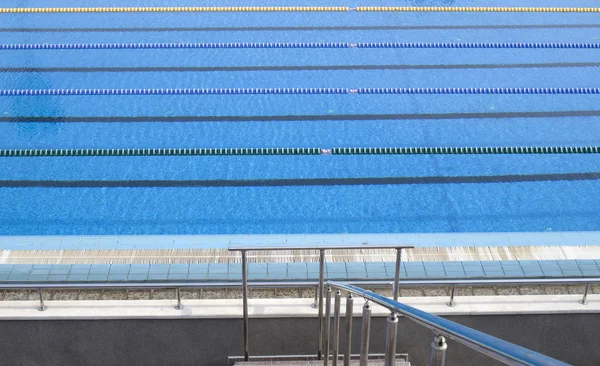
[1,146,598,157]
[1,87,598,96]
[2,42,599,50]
[0,6,598,13]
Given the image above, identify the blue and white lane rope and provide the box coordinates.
[1,88,599,96]
[1,42,599,50]
[1,146,599,157]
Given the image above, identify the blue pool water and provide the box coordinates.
[0,0,599,235]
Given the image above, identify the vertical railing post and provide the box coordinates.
[359,301,371,366]
[344,293,353,366]
[332,290,342,366]
[393,248,403,301]
[38,288,46,311]
[446,286,456,307]
[241,250,249,361]
[324,286,332,366]
[429,335,447,366]
[312,285,319,309]
[384,313,398,366]
[318,249,325,359]
[175,288,183,310]
[580,283,589,305]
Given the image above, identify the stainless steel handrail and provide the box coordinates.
[229,244,414,361]
[327,281,570,366]
[228,244,414,251]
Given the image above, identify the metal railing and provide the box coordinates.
[326,281,570,366]
[228,244,414,361]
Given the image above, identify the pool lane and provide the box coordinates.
[0,1,599,235]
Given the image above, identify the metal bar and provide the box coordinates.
[430,335,447,366]
[384,313,398,366]
[446,286,456,307]
[332,290,341,366]
[229,244,414,251]
[37,289,46,311]
[580,283,589,305]
[312,285,319,309]
[344,293,354,366]
[318,249,325,359]
[242,251,249,361]
[175,288,183,310]
[324,286,332,366]
[393,248,403,301]
[328,281,570,366]
[1,277,600,291]
[359,301,371,366]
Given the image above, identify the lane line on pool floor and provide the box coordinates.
[4,110,600,123]
[4,24,600,33]
[2,173,600,188]
[1,146,599,157]
[5,63,600,73]
[1,87,599,96]
[2,42,600,50]
[1,6,599,13]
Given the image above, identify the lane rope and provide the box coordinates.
[2,42,599,50]
[1,88,598,96]
[1,146,598,157]
[0,6,598,13]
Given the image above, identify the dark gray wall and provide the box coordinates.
[0,314,596,366]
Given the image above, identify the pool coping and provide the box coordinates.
[0,231,598,250]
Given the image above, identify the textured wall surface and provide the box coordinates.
[0,313,597,366]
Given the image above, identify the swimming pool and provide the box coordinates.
[0,0,599,236]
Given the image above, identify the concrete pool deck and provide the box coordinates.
[1,231,598,251]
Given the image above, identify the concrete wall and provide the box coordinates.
[0,314,596,366]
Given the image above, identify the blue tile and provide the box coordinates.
[207,272,228,280]
[127,274,150,281]
[187,272,207,281]
[307,272,320,280]
[168,264,189,271]
[129,264,150,273]
[209,264,229,273]
[228,264,242,274]
[288,263,307,272]
[107,275,128,282]
[149,264,170,270]
[30,270,50,275]
[67,275,90,282]
[367,272,389,279]
[32,264,53,270]
[168,273,189,280]
[109,265,130,274]
[47,274,68,282]
[28,274,49,281]
[49,268,71,275]
[248,273,267,281]
[168,268,189,274]
[147,273,169,281]
[227,273,243,280]
[287,272,308,280]
[581,268,600,276]
[327,272,348,280]
[0,274,9,281]
[266,273,288,280]
[87,275,108,282]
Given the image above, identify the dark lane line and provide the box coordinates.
[3,63,599,73]
[2,111,600,123]
[2,173,599,188]
[1,24,599,32]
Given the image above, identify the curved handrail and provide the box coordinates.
[327,281,570,366]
